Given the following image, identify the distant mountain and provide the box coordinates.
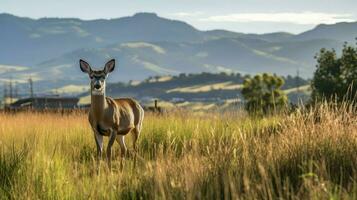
[0,12,203,65]
[30,37,311,84]
[294,22,357,42]
[0,12,356,94]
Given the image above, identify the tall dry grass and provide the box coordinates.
[0,104,356,199]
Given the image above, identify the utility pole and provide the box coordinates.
[296,68,300,93]
[295,68,301,105]
[14,81,18,98]
[3,82,7,108]
[9,77,13,104]
[29,77,34,98]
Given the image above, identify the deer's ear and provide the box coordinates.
[79,59,91,73]
[104,59,115,74]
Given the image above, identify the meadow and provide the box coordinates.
[0,104,356,199]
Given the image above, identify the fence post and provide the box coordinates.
[154,99,158,110]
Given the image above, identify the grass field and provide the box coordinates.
[0,104,356,199]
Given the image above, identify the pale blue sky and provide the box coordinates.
[1,0,357,33]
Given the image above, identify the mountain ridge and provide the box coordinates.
[0,12,356,93]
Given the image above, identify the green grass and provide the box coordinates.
[0,104,356,199]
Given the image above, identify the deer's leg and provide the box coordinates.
[132,127,141,151]
[106,129,117,170]
[132,128,140,168]
[116,135,127,170]
[117,127,134,156]
[94,132,103,171]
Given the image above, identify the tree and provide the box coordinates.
[312,42,357,102]
[241,73,287,115]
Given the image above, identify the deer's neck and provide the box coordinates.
[90,93,107,120]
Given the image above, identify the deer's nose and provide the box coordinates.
[94,84,101,89]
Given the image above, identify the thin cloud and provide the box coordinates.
[171,11,204,17]
[199,12,355,25]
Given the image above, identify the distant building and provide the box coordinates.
[9,97,79,110]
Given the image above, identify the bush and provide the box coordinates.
[242,73,288,115]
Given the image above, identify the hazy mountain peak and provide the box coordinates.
[132,12,159,18]
[295,21,357,42]
[0,13,22,19]
[0,13,33,22]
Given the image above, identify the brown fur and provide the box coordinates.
[88,97,144,136]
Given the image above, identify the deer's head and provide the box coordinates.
[79,59,115,95]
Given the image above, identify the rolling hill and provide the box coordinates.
[77,73,310,106]
[0,12,356,94]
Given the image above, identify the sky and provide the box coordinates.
[1,0,357,34]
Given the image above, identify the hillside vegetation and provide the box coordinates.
[78,73,310,106]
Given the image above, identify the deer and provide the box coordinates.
[79,59,144,170]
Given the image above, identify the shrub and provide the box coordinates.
[242,73,288,115]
